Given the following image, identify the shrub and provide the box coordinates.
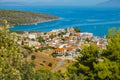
[48,63,52,67]
[31,55,36,60]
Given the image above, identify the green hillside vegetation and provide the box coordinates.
[0,10,58,26]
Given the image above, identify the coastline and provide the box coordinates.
[10,18,59,28]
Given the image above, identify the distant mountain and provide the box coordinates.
[0,1,29,6]
[0,2,22,6]
[97,0,120,7]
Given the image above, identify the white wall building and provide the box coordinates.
[28,34,37,39]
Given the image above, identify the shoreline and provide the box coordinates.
[10,18,59,28]
[9,18,106,37]
[10,27,106,38]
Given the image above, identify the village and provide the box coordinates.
[15,27,107,60]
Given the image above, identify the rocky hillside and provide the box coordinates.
[97,0,120,7]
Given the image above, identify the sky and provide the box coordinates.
[0,0,109,6]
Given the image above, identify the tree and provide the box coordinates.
[2,20,8,27]
[93,58,120,79]
[85,37,91,42]
[37,36,45,43]
[74,28,81,32]
[20,62,35,80]
[48,62,52,67]
[49,34,56,39]
[67,44,100,79]
[103,28,120,62]
[34,68,52,80]
[67,28,120,80]
[0,20,24,80]
[51,71,65,80]
[34,68,65,80]
[31,55,36,60]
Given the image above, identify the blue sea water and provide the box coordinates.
[0,6,120,37]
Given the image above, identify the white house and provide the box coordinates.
[28,34,37,39]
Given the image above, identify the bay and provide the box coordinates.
[0,6,120,37]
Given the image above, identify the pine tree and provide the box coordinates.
[0,20,24,80]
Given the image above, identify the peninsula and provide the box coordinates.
[0,10,58,26]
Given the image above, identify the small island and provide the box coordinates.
[0,10,58,26]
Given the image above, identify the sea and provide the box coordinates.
[0,6,120,37]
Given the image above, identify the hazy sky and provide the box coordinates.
[0,0,109,6]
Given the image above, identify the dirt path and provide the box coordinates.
[51,59,65,71]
